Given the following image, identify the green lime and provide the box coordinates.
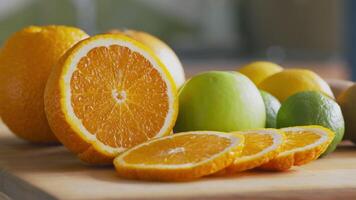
[174,71,266,132]
[277,91,344,156]
[260,90,281,128]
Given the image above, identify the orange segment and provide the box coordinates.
[70,45,169,148]
[114,131,244,181]
[44,34,178,164]
[223,129,284,173]
[240,132,276,155]
[260,126,334,171]
[107,29,186,88]
[282,131,321,151]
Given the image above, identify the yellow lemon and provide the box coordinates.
[258,69,334,102]
[238,61,283,85]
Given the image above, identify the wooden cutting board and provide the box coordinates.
[0,122,356,200]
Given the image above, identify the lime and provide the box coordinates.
[259,69,334,102]
[260,90,281,128]
[337,83,356,143]
[238,61,283,85]
[174,71,266,132]
[277,91,344,156]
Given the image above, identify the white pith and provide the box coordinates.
[61,37,176,155]
[114,131,243,169]
[111,89,126,104]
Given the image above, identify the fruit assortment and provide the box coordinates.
[0,25,355,182]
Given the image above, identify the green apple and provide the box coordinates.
[174,71,266,132]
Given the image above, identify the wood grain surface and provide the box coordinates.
[0,122,356,200]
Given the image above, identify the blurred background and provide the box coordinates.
[0,0,355,80]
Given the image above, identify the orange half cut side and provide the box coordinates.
[44,34,178,164]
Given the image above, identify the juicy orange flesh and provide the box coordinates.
[122,134,233,165]
[241,133,274,157]
[283,131,321,151]
[70,45,169,148]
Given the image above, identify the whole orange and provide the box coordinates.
[0,25,88,143]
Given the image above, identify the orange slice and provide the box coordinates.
[44,34,178,164]
[260,125,334,171]
[114,131,244,181]
[224,129,284,173]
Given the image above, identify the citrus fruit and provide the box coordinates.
[260,126,334,171]
[277,91,344,156]
[114,131,244,181]
[174,71,266,132]
[44,34,178,164]
[260,90,281,128]
[224,129,284,173]
[337,83,356,143]
[327,79,354,98]
[0,25,88,143]
[238,61,283,85]
[108,29,185,88]
[258,69,334,102]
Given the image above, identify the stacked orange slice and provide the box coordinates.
[112,126,334,181]
[224,129,284,173]
[260,125,334,171]
[114,131,244,181]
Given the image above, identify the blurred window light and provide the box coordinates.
[0,0,345,62]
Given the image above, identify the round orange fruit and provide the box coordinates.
[0,25,88,143]
[44,34,178,164]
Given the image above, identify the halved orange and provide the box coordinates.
[224,129,284,173]
[114,131,244,181]
[260,125,334,171]
[44,34,178,164]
